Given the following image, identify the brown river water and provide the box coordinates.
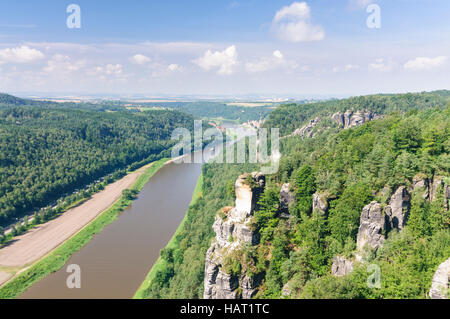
[20,160,202,299]
[20,122,254,299]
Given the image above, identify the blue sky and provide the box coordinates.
[0,0,449,97]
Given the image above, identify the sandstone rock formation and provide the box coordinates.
[429,258,450,299]
[385,186,411,231]
[331,256,354,277]
[357,186,413,254]
[412,174,430,200]
[204,172,265,299]
[281,282,291,298]
[430,176,443,202]
[293,117,321,139]
[356,201,388,252]
[312,192,329,216]
[412,174,449,210]
[331,110,379,129]
[279,183,295,217]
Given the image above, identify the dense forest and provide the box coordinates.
[264,91,449,136]
[143,91,450,299]
[0,94,195,227]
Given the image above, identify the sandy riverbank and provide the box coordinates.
[0,164,150,285]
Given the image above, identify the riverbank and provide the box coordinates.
[133,172,204,299]
[0,158,169,299]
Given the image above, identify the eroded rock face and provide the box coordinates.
[312,192,329,215]
[429,258,450,299]
[357,186,413,253]
[331,256,354,277]
[280,183,295,216]
[234,172,265,217]
[331,112,345,127]
[293,117,321,139]
[385,186,411,231]
[430,177,443,203]
[356,201,388,252]
[412,174,430,200]
[204,244,239,299]
[204,172,265,299]
[331,110,379,129]
[281,282,291,298]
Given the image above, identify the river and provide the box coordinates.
[20,121,254,299]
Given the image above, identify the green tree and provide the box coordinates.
[328,183,373,247]
[254,186,280,242]
[295,165,316,219]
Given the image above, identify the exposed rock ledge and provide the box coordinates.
[292,117,321,139]
[334,176,449,276]
[331,256,354,277]
[334,186,411,275]
[203,172,265,299]
[357,186,411,253]
[429,258,450,299]
[332,110,380,129]
[279,183,295,217]
[286,109,380,140]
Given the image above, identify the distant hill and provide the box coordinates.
[0,94,196,227]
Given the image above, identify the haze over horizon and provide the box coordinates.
[1,0,449,96]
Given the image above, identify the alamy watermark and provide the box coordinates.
[366,4,381,29]
[66,264,81,289]
[367,263,381,289]
[170,120,280,174]
[66,4,81,29]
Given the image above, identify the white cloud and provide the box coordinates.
[0,45,44,64]
[245,50,285,73]
[349,0,373,9]
[194,45,238,75]
[130,54,151,65]
[332,64,359,73]
[272,2,324,43]
[168,63,179,71]
[86,64,125,80]
[273,50,283,59]
[404,56,447,71]
[43,54,86,74]
[105,64,123,76]
[368,58,394,72]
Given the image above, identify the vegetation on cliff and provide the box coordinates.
[144,91,450,299]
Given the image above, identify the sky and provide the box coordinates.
[0,0,449,98]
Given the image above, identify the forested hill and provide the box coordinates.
[0,93,47,107]
[264,91,450,136]
[141,91,449,299]
[0,93,127,112]
[0,94,195,227]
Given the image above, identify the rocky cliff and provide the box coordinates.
[312,192,329,216]
[292,117,321,139]
[429,257,450,299]
[356,201,388,252]
[279,183,295,217]
[335,175,449,276]
[287,109,380,140]
[332,110,380,129]
[331,256,355,277]
[203,172,265,299]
